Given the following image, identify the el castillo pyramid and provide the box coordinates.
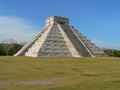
[14,16,106,57]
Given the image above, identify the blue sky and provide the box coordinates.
[0,0,120,49]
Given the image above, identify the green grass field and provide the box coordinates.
[0,56,120,90]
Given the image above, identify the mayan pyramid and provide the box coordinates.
[14,16,106,57]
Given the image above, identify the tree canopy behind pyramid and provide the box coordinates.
[14,16,106,57]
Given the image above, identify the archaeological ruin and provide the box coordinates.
[14,16,106,57]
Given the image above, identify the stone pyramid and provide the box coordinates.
[14,16,106,57]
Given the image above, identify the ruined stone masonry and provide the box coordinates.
[14,16,106,57]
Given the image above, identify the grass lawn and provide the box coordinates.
[0,56,120,90]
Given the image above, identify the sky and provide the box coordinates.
[0,0,120,49]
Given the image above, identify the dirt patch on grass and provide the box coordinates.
[19,79,58,85]
[0,80,11,88]
[0,79,59,88]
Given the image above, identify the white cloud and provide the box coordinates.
[91,39,105,47]
[91,38,120,49]
[0,16,38,43]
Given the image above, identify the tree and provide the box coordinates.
[0,46,6,56]
[8,44,22,55]
[1,39,17,56]
[104,49,120,57]
[20,41,27,47]
[104,49,114,56]
[112,50,120,57]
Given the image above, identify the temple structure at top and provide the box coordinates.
[46,16,69,26]
[14,16,106,57]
